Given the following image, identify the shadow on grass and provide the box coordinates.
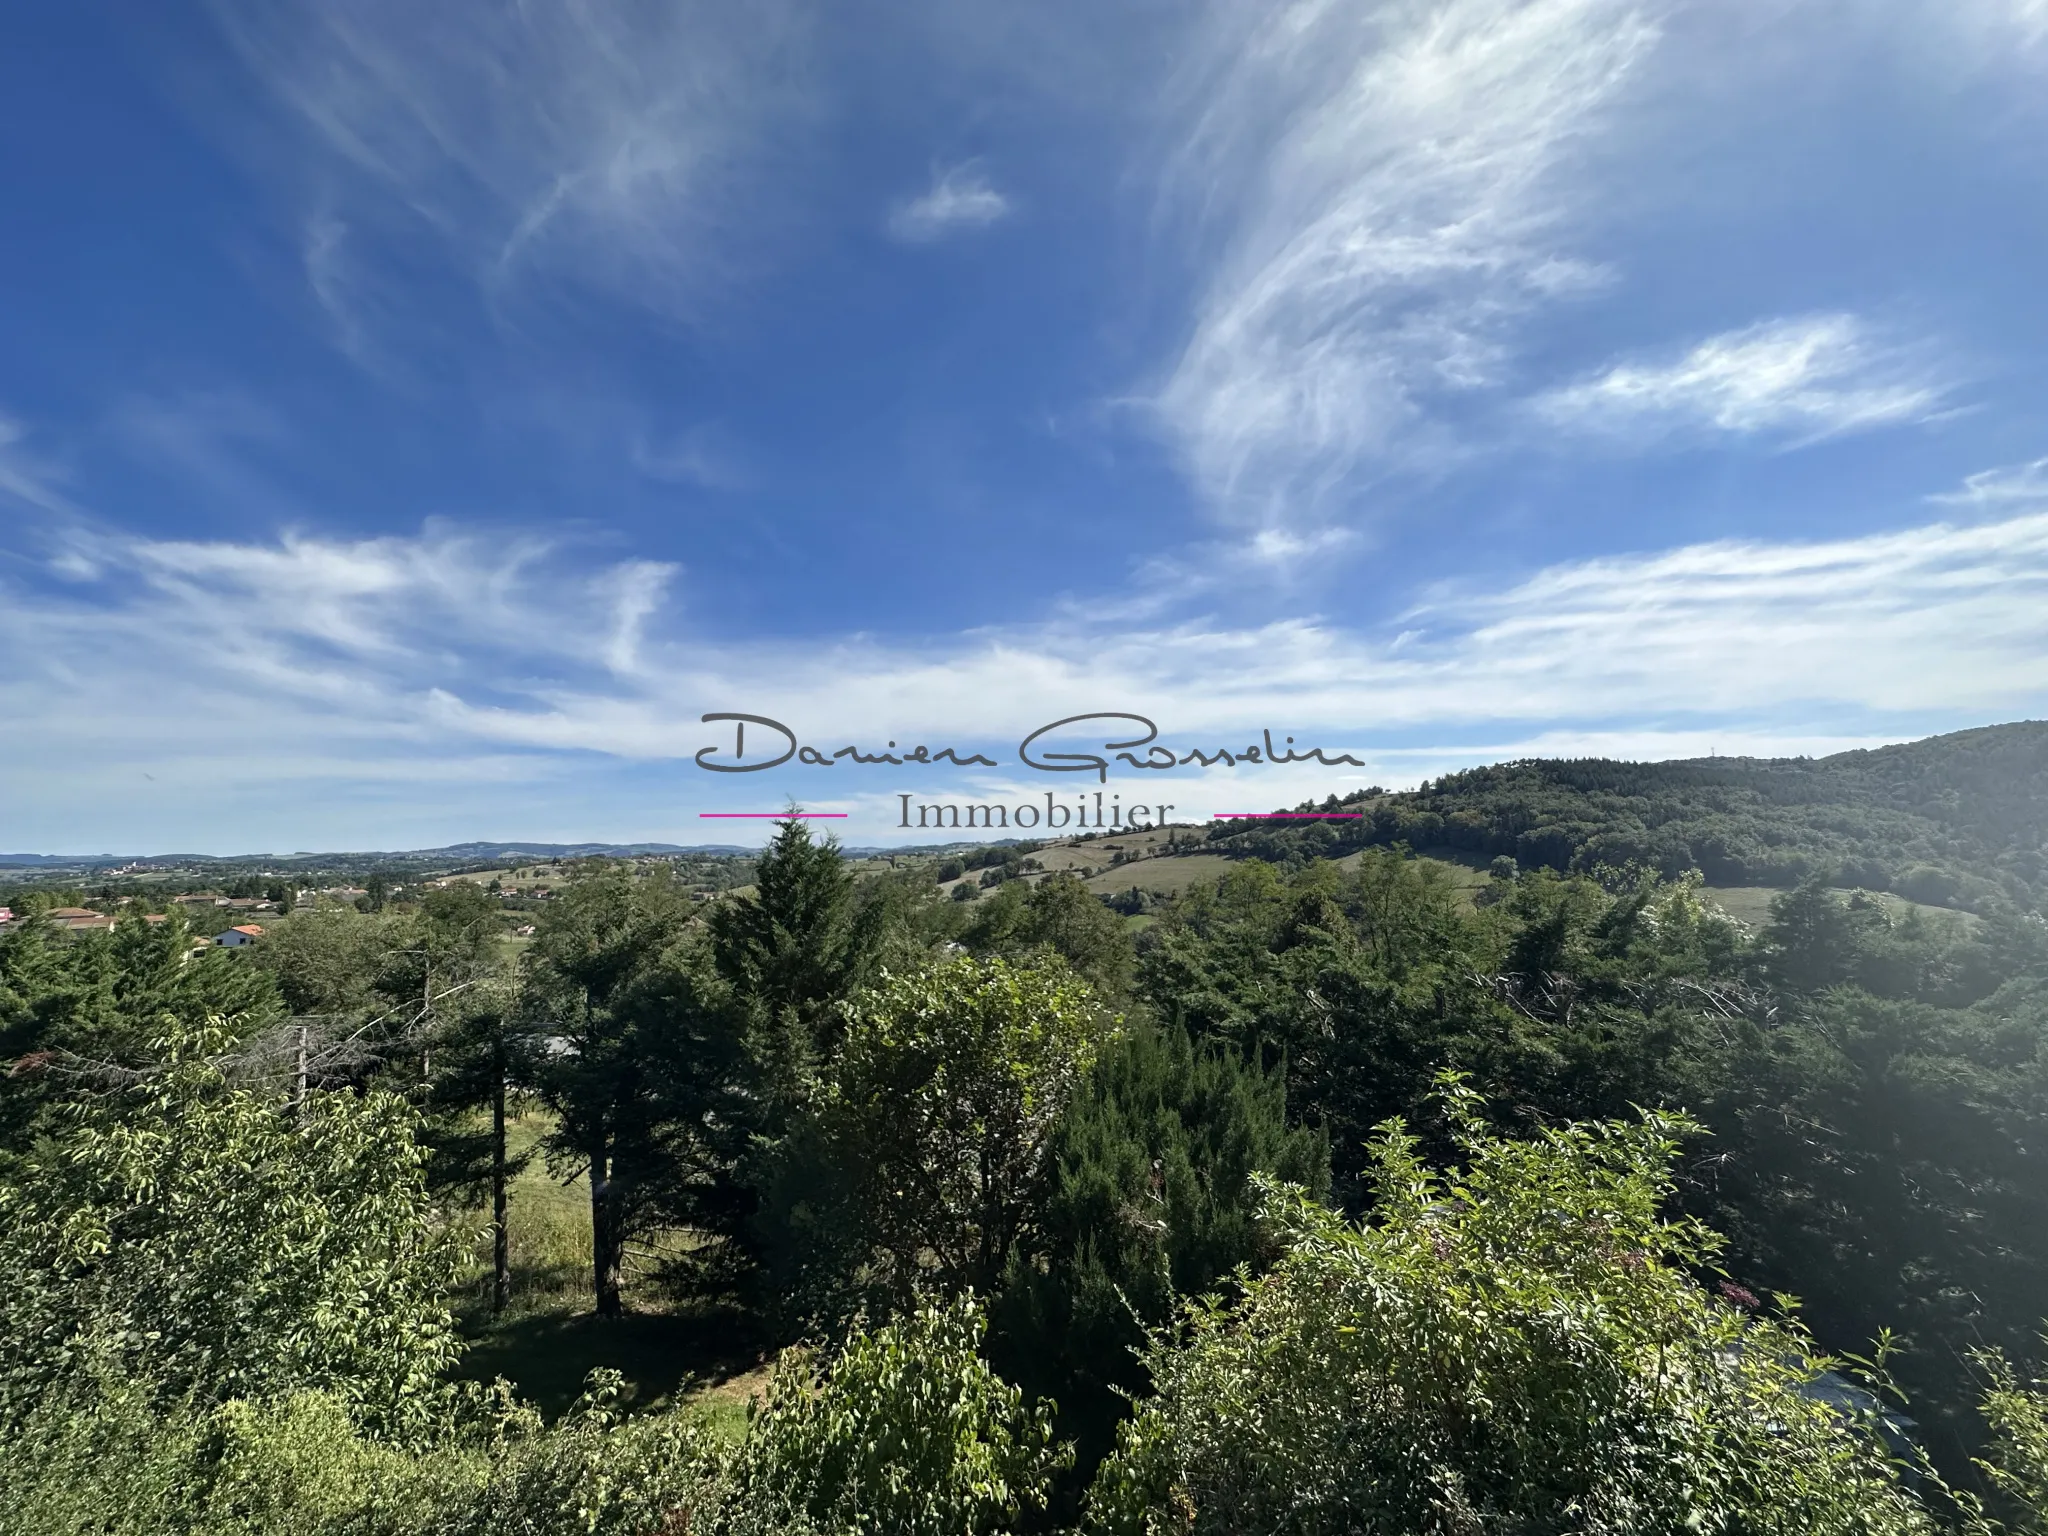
[456,1303,768,1421]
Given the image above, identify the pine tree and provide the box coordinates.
[709,815,880,1066]
[519,866,696,1318]
[519,863,764,1318]
[988,1021,1329,1491]
[418,991,534,1314]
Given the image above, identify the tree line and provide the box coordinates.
[3,816,2048,1533]
[1210,719,2048,913]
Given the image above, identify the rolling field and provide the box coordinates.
[1079,852,1238,897]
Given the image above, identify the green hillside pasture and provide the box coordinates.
[1032,824,1197,878]
[1075,846,1487,906]
[1080,853,1238,898]
[1702,884,1977,933]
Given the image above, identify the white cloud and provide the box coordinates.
[630,422,751,490]
[26,522,674,686]
[1149,0,1658,533]
[1534,314,1951,446]
[1930,457,2048,506]
[7,471,2048,847]
[1965,0,2048,48]
[887,163,1013,243]
[0,414,83,517]
[206,0,810,323]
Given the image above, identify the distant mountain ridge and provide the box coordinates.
[0,842,744,869]
[1212,720,2048,914]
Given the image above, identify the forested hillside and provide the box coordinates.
[1212,721,2048,912]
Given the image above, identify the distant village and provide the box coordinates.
[0,825,1208,963]
[0,852,765,949]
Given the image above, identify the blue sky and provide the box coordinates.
[5,0,2048,853]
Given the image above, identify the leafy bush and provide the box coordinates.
[0,1369,723,1536]
[1088,1080,1937,1536]
[0,1367,203,1536]
[1971,1350,2048,1533]
[756,956,1114,1330]
[0,1019,464,1438]
[708,1295,1069,1536]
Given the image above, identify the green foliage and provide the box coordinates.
[1141,850,2048,1482]
[0,1018,465,1438]
[0,1368,203,1536]
[0,908,281,1156]
[990,1023,1329,1487]
[521,864,750,1315]
[710,818,882,1060]
[202,1373,718,1536]
[1973,1349,2048,1533]
[0,1309,1057,1536]
[758,955,1115,1330]
[253,906,404,1018]
[963,874,1137,997]
[1138,854,1552,1199]
[1089,1083,1937,1536]
[1208,721,2048,912]
[0,1368,724,1536]
[1688,979,2048,1465]
[708,1295,1069,1536]
[12,806,2048,1534]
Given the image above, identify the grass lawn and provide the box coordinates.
[445,1107,771,1427]
[455,1305,768,1426]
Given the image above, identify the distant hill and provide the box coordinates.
[1209,721,2048,914]
[1,837,1051,872]
[0,842,744,870]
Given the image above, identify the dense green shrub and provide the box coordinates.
[756,955,1114,1331]
[0,909,279,1159]
[0,1368,203,1536]
[708,1295,1068,1536]
[1088,1081,1938,1536]
[0,1019,464,1438]
[1973,1349,2048,1533]
[0,1371,723,1536]
[990,1023,1328,1484]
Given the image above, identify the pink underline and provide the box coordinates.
[699,812,848,818]
[1212,813,1362,819]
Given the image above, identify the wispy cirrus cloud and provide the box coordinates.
[1932,458,2048,506]
[206,0,811,327]
[1965,0,2048,48]
[24,521,675,690]
[887,163,1013,243]
[1532,314,1953,447]
[1149,0,1657,535]
[0,414,84,518]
